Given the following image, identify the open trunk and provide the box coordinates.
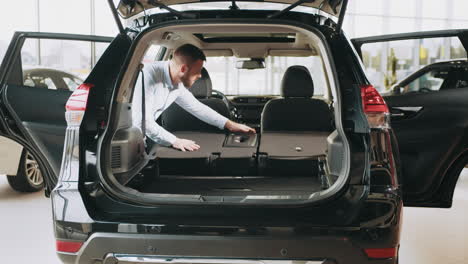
[102,21,349,205]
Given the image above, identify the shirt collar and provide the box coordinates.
[163,61,177,91]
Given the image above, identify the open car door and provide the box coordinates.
[352,29,468,208]
[0,32,113,194]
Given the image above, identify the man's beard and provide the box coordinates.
[180,74,194,88]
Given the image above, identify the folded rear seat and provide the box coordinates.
[258,132,329,176]
[157,68,256,176]
[158,112,258,176]
[156,132,226,175]
[215,133,258,175]
[259,65,332,176]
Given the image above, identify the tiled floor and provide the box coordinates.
[0,169,467,263]
[0,176,60,263]
[399,168,468,264]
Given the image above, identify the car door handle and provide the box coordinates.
[392,106,423,113]
[390,106,423,119]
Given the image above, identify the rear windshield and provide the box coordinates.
[204,56,327,96]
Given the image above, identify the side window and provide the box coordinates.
[17,37,108,91]
[62,76,81,91]
[204,56,328,96]
[359,37,467,93]
[43,76,57,90]
[403,68,449,93]
[129,44,162,103]
[142,44,162,64]
[23,73,57,90]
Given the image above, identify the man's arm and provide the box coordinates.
[132,73,177,147]
[136,90,200,151]
[175,89,255,133]
[133,67,201,152]
[175,88,229,129]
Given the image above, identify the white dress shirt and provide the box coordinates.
[132,61,229,146]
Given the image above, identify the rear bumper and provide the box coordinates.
[59,232,397,264]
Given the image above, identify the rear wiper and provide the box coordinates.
[267,0,316,19]
[147,0,197,19]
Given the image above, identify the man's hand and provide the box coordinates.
[172,138,200,152]
[225,120,256,134]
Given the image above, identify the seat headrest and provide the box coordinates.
[281,65,314,98]
[190,68,212,99]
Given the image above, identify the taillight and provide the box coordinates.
[56,240,83,253]
[360,85,390,129]
[364,247,398,259]
[65,83,93,126]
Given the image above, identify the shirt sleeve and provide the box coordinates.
[174,88,229,130]
[132,68,177,147]
[145,118,177,147]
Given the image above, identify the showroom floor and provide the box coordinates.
[0,170,467,264]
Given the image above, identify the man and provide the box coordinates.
[132,44,255,152]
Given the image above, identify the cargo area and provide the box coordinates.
[104,22,348,203]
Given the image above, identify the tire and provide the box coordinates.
[7,150,44,192]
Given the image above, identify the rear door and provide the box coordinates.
[111,0,348,31]
[352,29,468,208]
[0,32,113,193]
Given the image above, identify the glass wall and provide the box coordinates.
[344,0,468,92]
[360,37,467,92]
[0,0,118,64]
[21,38,107,91]
[0,0,467,91]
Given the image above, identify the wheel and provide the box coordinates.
[7,150,44,192]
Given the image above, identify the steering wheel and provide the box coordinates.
[211,90,238,119]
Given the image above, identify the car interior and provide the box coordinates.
[108,23,346,200]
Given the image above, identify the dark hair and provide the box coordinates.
[173,44,206,65]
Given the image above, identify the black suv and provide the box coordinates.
[1,1,467,263]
